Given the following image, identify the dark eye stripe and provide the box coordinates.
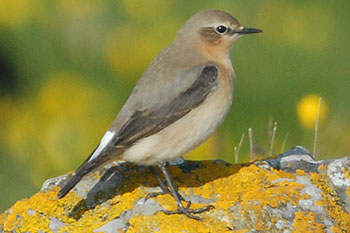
[199,27,222,44]
[227,28,240,36]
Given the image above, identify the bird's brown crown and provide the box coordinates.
[172,10,245,61]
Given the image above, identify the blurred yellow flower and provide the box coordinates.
[297,94,327,129]
[7,103,43,162]
[6,99,74,186]
[123,0,172,19]
[0,0,33,27]
[38,72,92,119]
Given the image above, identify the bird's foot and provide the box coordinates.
[147,165,187,201]
[153,161,214,220]
[146,186,186,202]
[159,201,213,220]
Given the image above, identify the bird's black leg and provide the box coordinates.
[146,166,186,201]
[146,166,171,198]
[156,161,212,220]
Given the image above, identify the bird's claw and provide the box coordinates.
[159,204,214,220]
[146,188,186,202]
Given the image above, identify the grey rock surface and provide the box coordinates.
[2,146,350,233]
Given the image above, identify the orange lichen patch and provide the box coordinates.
[0,212,4,225]
[292,210,326,233]
[59,188,148,232]
[312,172,350,232]
[192,165,302,211]
[2,161,350,232]
[3,188,62,232]
[128,211,233,233]
[155,192,183,211]
[310,172,338,201]
[296,169,305,175]
[169,164,306,231]
[342,167,350,180]
[315,193,350,232]
[317,164,328,173]
[330,225,346,233]
[1,181,148,232]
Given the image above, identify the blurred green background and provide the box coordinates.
[1,0,349,211]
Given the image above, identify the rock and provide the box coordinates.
[1,146,350,232]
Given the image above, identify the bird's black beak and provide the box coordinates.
[239,27,263,34]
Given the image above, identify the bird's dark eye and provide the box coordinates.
[216,25,227,34]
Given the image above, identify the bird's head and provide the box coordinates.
[174,10,262,60]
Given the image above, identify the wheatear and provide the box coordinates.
[57,9,262,219]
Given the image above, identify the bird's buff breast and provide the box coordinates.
[122,71,233,166]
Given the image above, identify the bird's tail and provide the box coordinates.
[57,146,103,199]
[57,143,124,199]
[57,168,88,199]
[57,161,100,199]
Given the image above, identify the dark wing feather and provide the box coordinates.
[114,65,218,148]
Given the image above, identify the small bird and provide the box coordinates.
[57,9,262,219]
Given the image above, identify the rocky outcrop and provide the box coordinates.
[1,146,350,232]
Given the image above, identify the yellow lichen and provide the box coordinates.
[317,164,328,173]
[310,172,338,201]
[296,169,305,175]
[342,167,350,180]
[311,172,350,232]
[330,225,346,233]
[128,212,233,233]
[292,210,326,233]
[1,162,350,232]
